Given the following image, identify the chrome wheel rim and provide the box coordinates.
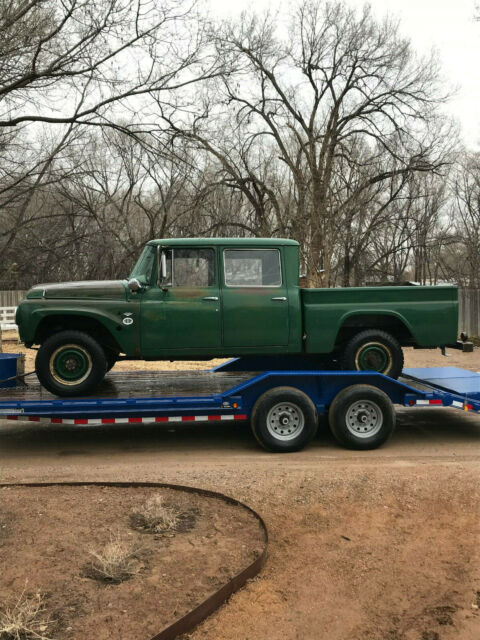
[345,400,383,438]
[266,402,304,441]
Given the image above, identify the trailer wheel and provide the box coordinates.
[35,330,107,397]
[340,329,404,379]
[328,384,395,450]
[251,386,317,452]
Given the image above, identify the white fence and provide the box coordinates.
[0,290,25,307]
[0,291,24,331]
[0,306,17,331]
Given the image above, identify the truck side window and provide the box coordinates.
[224,249,282,287]
[170,248,215,287]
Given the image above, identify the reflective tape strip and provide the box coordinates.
[415,399,443,406]
[5,414,248,425]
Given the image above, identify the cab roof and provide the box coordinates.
[147,237,299,247]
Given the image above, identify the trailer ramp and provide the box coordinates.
[403,367,480,412]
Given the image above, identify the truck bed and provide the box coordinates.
[301,285,458,353]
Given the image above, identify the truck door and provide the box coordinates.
[140,247,222,355]
[221,248,289,348]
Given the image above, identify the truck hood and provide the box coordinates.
[26,280,128,300]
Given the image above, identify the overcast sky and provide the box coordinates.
[207,0,480,149]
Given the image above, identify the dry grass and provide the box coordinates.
[130,494,181,534]
[87,532,147,584]
[0,590,53,640]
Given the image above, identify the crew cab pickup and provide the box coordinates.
[16,238,459,396]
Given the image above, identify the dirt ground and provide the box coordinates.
[0,486,264,640]
[0,340,479,640]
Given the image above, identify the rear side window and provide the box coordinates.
[163,248,215,287]
[224,249,282,287]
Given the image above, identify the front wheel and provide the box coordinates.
[35,330,107,396]
[251,386,318,452]
[104,349,118,372]
[328,384,396,450]
[340,329,404,379]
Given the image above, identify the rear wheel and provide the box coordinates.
[328,384,396,450]
[340,329,404,379]
[35,330,107,396]
[251,386,318,452]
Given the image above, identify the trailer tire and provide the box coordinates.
[328,384,395,450]
[35,330,107,397]
[251,386,317,452]
[340,329,404,379]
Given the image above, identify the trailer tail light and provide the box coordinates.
[414,399,443,406]
[452,400,473,411]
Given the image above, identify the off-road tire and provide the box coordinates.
[105,349,118,372]
[328,384,396,450]
[35,330,107,397]
[340,329,404,379]
[251,386,318,453]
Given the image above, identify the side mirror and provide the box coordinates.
[160,251,167,280]
[157,246,170,289]
[127,277,143,293]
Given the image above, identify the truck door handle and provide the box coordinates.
[271,297,287,302]
[203,296,219,301]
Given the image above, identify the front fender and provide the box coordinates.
[17,301,140,355]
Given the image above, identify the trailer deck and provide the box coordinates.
[0,370,252,401]
[0,366,479,418]
[0,360,478,451]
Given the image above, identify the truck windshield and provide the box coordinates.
[129,245,156,282]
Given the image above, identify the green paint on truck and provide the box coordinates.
[15,238,459,396]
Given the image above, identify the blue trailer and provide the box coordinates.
[0,354,479,452]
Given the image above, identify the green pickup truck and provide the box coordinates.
[16,238,459,396]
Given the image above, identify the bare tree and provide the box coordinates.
[0,0,469,293]
[0,0,222,285]
[441,152,480,287]
[173,0,453,285]
[0,0,220,134]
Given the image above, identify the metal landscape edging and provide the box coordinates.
[0,481,269,640]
